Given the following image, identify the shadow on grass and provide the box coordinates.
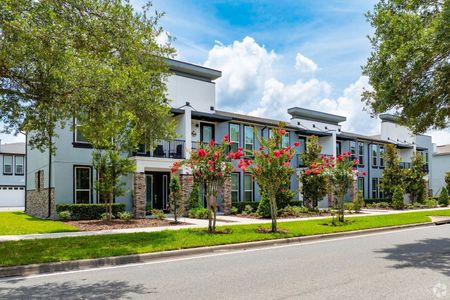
[0,280,155,299]
[376,237,450,277]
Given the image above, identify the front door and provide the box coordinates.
[146,172,170,211]
[200,123,215,143]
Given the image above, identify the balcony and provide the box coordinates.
[399,162,429,173]
[132,140,185,159]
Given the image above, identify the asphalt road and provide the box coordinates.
[1,225,450,300]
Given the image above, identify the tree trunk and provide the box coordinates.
[269,192,277,232]
[108,192,113,221]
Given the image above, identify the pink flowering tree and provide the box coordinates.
[239,123,299,232]
[305,152,365,223]
[172,136,237,233]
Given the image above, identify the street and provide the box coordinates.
[1,225,449,299]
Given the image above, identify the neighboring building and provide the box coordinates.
[431,144,450,195]
[24,59,439,218]
[0,142,26,207]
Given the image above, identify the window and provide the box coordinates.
[282,132,290,148]
[371,144,378,167]
[350,141,356,160]
[3,155,13,175]
[201,123,214,143]
[336,142,342,155]
[229,123,240,153]
[297,137,307,167]
[36,170,43,191]
[74,119,89,143]
[372,178,379,198]
[74,166,91,204]
[14,156,24,175]
[358,177,364,192]
[231,173,240,202]
[358,142,364,166]
[244,125,254,152]
[379,146,385,167]
[421,150,429,172]
[244,174,254,202]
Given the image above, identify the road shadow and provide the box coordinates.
[0,279,156,299]
[376,237,450,276]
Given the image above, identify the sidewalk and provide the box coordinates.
[0,207,448,242]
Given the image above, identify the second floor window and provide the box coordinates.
[3,155,13,175]
[379,146,385,167]
[15,156,24,175]
[244,125,254,152]
[230,123,240,153]
[358,142,364,165]
[350,141,356,160]
[282,132,290,148]
[74,119,89,143]
[372,144,378,167]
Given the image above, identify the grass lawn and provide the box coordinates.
[0,212,78,235]
[1,209,449,267]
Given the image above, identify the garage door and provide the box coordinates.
[0,186,25,207]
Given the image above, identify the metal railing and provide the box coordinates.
[132,140,186,159]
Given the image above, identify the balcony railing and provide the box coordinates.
[132,140,185,159]
[400,162,429,173]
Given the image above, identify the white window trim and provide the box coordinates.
[74,119,89,144]
[15,155,24,175]
[3,155,13,175]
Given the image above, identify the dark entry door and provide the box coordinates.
[146,172,170,211]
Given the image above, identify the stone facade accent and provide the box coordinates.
[220,177,232,215]
[133,172,146,219]
[180,174,194,216]
[26,188,55,219]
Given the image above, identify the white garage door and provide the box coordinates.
[0,186,25,207]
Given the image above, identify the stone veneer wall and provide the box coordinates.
[26,170,56,219]
[180,174,193,217]
[220,177,232,214]
[133,172,146,219]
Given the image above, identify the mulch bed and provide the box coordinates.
[65,219,189,231]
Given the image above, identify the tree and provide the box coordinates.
[169,176,183,223]
[174,137,234,233]
[392,186,405,210]
[439,187,449,207]
[380,144,404,200]
[299,136,328,208]
[239,123,298,232]
[353,191,365,212]
[0,0,176,152]
[404,152,427,203]
[445,172,450,193]
[188,181,202,209]
[363,0,450,133]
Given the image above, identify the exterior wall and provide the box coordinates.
[25,170,55,218]
[380,121,415,144]
[431,154,450,195]
[166,75,215,113]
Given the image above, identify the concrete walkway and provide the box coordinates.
[0,207,448,242]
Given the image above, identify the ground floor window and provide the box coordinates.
[74,166,91,204]
[244,174,254,202]
[231,173,240,202]
[371,177,379,199]
[358,177,364,192]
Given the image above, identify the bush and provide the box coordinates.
[344,203,354,212]
[231,202,259,213]
[100,212,112,221]
[353,191,365,212]
[189,182,202,209]
[243,204,254,215]
[256,194,271,218]
[117,211,133,221]
[438,187,449,207]
[230,206,238,215]
[413,202,425,209]
[169,176,183,222]
[364,198,392,205]
[278,205,309,218]
[58,210,71,221]
[276,188,296,209]
[392,186,405,210]
[56,203,126,220]
[188,207,209,219]
[424,198,439,208]
[151,209,166,220]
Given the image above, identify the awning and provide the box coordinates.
[191,111,232,122]
[295,129,332,137]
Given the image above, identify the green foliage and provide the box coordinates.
[169,176,183,222]
[392,186,405,210]
[231,202,260,213]
[278,205,309,218]
[300,136,328,208]
[366,202,391,209]
[364,198,392,205]
[363,0,450,133]
[118,211,133,221]
[55,204,126,220]
[445,173,450,193]
[0,212,77,235]
[404,152,427,203]
[151,209,166,220]
[256,194,271,218]
[439,187,449,207]
[243,205,254,215]
[424,198,439,209]
[58,211,72,222]
[276,186,296,209]
[188,181,202,209]
[353,191,365,212]
[230,207,239,215]
[380,144,404,200]
[344,203,354,212]
[100,213,112,221]
[188,208,209,219]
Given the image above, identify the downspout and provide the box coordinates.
[48,136,52,218]
[24,133,28,212]
[367,143,371,198]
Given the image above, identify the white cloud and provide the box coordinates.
[203,36,276,108]
[295,52,318,75]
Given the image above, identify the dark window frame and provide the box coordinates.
[244,125,255,152]
[229,123,241,153]
[371,144,379,167]
[231,172,240,202]
[200,122,215,143]
[73,165,93,204]
[2,154,13,175]
[243,173,255,202]
[14,155,24,175]
[358,142,365,166]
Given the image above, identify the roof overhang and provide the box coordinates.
[296,129,332,137]
[288,107,346,125]
[166,58,222,81]
[191,111,232,122]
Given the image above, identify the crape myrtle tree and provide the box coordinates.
[380,144,404,200]
[363,0,450,133]
[238,123,300,233]
[172,137,235,233]
[300,135,328,209]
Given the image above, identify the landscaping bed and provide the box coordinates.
[64,219,189,231]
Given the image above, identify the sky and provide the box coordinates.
[1,0,449,145]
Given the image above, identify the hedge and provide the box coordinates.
[231,200,303,213]
[56,203,126,220]
[364,198,391,205]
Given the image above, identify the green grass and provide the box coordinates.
[1,209,449,267]
[0,212,78,235]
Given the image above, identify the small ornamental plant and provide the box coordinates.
[237,123,299,232]
[305,151,364,223]
[172,137,235,233]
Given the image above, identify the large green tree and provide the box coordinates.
[363,0,450,133]
[380,144,404,199]
[0,0,176,152]
[404,152,427,203]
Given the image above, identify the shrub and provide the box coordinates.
[344,203,354,212]
[58,210,71,221]
[189,182,202,209]
[414,202,425,209]
[151,209,166,220]
[188,207,209,219]
[100,212,112,221]
[289,201,303,207]
[117,211,133,221]
[56,203,126,220]
[243,204,254,215]
[278,205,309,218]
[353,191,365,212]
[169,176,183,222]
[231,202,259,213]
[256,194,271,218]
[392,186,405,210]
[276,188,296,209]
[424,198,439,208]
[364,198,392,205]
[230,206,238,215]
[438,187,449,207]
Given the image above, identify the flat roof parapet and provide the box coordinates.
[288,107,346,125]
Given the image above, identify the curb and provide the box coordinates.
[0,221,437,278]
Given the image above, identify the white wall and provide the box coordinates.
[380,122,415,144]
[431,154,450,195]
[291,118,341,132]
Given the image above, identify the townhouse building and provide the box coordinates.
[24,59,441,218]
[431,144,450,195]
[0,142,26,207]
